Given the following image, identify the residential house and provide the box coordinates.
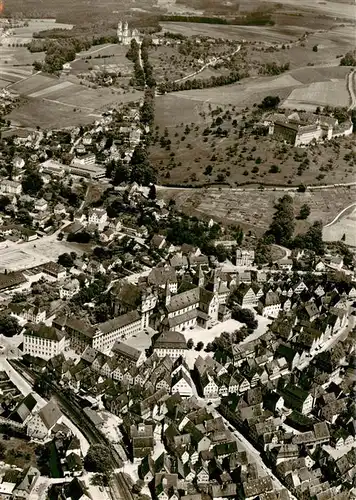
[60,279,80,300]
[88,208,107,230]
[257,291,281,318]
[27,401,63,440]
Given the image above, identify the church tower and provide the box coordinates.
[117,21,123,43]
[165,281,171,307]
[123,21,129,45]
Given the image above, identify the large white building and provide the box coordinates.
[236,249,255,267]
[88,208,107,230]
[153,330,188,360]
[23,324,66,360]
[0,179,22,195]
[94,310,142,352]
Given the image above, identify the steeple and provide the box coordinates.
[197,265,205,288]
[213,268,220,293]
[165,281,171,306]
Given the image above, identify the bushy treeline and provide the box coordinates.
[157,71,242,94]
[126,39,145,87]
[160,12,274,26]
[141,38,156,88]
[259,62,290,76]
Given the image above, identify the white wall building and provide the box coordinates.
[88,208,107,230]
[153,330,188,360]
[0,179,22,195]
[23,325,66,360]
[60,279,80,300]
[27,401,63,440]
[236,249,255,267]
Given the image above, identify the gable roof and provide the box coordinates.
[37,401,62,430]
[154,331,187,350]
[112,341,141,362]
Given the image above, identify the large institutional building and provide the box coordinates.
[117,21,141,45]
[267,111,353,147]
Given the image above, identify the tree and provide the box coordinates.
[187,338,194,349]
[299,204,311,220]
[91,473,109,487]
[22,171,43,196]
[258,95,280,110]
[312,45,318,52]
[148,184,156,200]
[195,341,204,351]
[0,315,21,337]
[293,221,325,255]
[57,253,74,268]
[16,208,32,226]
[266,195,295,246]
[232,308,258,330]
[11,293,26,303]
[84,444,113,474]
[214,244,228,262]
[340,51,356,66]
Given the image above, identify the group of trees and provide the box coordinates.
[266,195,295,246]
[264,195,324,254]
[141,38,156,88]
[157,71,242,94]
[39,38,91,74]
[259,62,290,76]
[258,95,280,110]
[340,51,356,66]
[21,170,44,196]
[0,314,21,337]
[106,153,157,187]
[141,88,155,127]
[160,12,274,26]
[231,307,258,331]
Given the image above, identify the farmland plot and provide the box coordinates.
[282,79,350,110]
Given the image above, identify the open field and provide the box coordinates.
[323,206,356,246]
[260,0,355,21]
[3,0,158,24]
[157,186,356,234]
[160,21,309,43]
[7,72,143,128]
[282,79,350,110]
[0,236,84,272]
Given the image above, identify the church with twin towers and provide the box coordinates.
[117,21,141,45]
